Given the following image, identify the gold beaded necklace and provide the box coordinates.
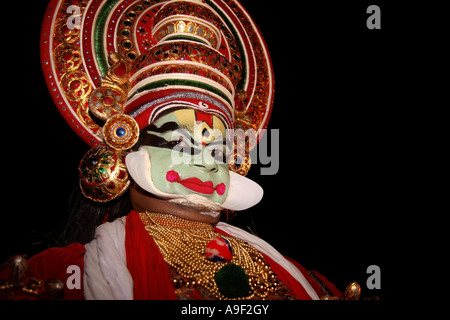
[140,212,280,300]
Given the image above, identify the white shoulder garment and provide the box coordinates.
[83,216,319,300]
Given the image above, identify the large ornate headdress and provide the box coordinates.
[41,0,274,209]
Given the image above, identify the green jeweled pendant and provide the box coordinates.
[214,263,251,299]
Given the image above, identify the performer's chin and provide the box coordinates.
[168,194,222,219]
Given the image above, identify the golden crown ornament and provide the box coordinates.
[41,0,275,202]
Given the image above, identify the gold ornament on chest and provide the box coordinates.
[140,212,281,300]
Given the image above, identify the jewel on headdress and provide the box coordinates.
[103,114,139,151]
[89,85,127,121]
[88,51,130,121]
[228,150,251,176]
[79,143,130,202]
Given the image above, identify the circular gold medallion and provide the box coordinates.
[103,114,139,151]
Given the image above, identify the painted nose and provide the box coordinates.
[191,149,219,173]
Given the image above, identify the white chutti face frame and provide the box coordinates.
[126,150,263,211]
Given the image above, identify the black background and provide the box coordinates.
[0,0,406,301]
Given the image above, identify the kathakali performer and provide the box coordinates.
[0,0,348,300]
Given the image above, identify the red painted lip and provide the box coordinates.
[180,177,214,194]
[166,170,226,195]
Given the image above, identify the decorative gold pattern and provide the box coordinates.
[89,85,127,121]
[89,52,131,124]
[53,15,81,44]
[52,0,100,135]
[153,18,220,49]
[132,41,240,87]
[228,150,251,176]
[152,1,223,30]
[140,212,281,299]
[103,114,140,151]
[116,1,159,62]
[228,126,253,175]
[53,43,82,72]
[79,144,131,202]
[60,70,92,102]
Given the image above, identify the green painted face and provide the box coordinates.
[140,108,230,204]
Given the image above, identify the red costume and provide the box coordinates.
[22,211,340,300]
